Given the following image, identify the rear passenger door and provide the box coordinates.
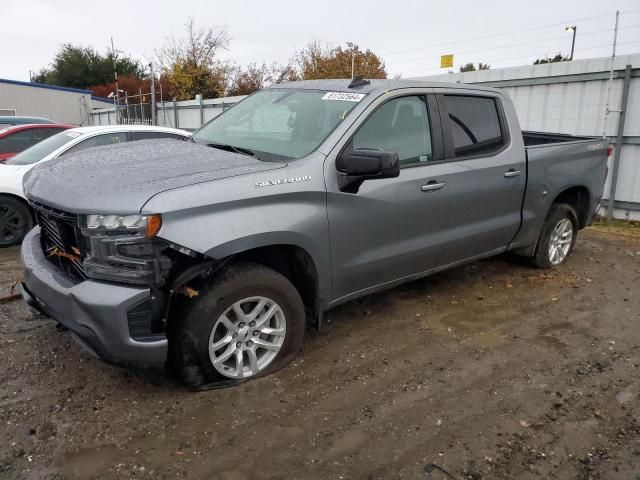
[432,91,526,265]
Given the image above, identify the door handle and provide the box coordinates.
[504,169,521,178]
[421,181,447,192]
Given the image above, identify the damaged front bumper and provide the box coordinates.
[20,227,168,367]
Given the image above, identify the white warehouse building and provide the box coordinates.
[0,78,112,126]
[415,54,640,221]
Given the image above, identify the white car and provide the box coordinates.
[0,125,190,247]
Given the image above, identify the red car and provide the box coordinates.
[0,123,74,162]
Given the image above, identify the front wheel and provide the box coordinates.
[0,196,33,247]
[169,263,306,388]
[531,203,578,269]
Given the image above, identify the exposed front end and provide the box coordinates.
[20,203,176,367]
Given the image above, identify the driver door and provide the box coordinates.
[324,92,449,304]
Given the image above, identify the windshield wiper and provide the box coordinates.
[205,142,255,157]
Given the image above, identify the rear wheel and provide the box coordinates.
[531,203,578,269]
[0,196,33,247]
[169,263,306,388]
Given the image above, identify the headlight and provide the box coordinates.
[83,214,162,238]
[78,213,169,286]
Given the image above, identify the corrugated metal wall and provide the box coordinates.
[90,95,247,130]
[415,54,640,220]
[0,81,95,125]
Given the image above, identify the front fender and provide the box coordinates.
[153,203,331,307]
[143,153,331,305]
[205,231,330,303]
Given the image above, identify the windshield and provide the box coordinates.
[192,89,364,161]
[6,130,79,165]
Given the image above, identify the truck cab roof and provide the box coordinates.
[269,78,502,95]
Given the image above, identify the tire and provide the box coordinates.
[0,196,33,248]
[169,262,306,388]
[531,203,578,269]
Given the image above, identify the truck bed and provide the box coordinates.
[523,131,597,147]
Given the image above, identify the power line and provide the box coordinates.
[382,11,636,57]
[399,39,640,77]
[387,25,639,67]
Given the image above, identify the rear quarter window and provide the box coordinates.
[131,131,187,141]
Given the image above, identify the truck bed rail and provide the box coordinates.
[523,131,596,147]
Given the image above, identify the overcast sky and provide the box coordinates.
[2,0,640,82]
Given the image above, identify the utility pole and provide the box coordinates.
[351,53,355,79]
[565,26,577,60]
[149,62,157,126]
[602,11,619,140]
[602,10,621,221]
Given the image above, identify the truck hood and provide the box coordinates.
[23,139,285,213]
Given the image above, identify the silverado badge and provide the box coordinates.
[254,176,311,188]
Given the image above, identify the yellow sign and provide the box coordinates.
[440,54,454,68]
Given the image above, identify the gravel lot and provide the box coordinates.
[0,225,639,480]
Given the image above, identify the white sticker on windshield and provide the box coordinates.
[64,131,82,138]
[322,92,365,102]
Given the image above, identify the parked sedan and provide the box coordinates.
[0,125,190,247]
[0,124,74,162]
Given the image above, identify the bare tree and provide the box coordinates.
[157,18,230,69]
[157,18,231,100]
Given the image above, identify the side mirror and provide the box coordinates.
[336,148,400,178]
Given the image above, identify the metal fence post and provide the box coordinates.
[173,99,179,129]
[606,64,632,222]
[150,62,157,126]
[197,94,204,127]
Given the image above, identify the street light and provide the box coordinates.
[565,25,577,61]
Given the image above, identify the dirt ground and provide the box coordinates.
[0,225,639,480]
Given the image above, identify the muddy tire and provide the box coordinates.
[0,196,33,248]
[169,263,306,389]
[531,203,578,269]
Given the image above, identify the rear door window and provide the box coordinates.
[32,127,64,142]
[443,95,504,157]
[131,131,186,141]
[61,132,127,156]
[0,129,35,153]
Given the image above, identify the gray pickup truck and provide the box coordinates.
[20,79,609,387]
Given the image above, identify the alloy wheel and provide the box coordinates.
[0,205,25,244]
[208,296,286,379]
[548,218,573,265]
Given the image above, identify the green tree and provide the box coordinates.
[33,44,142,89]
[292,41,387,80]
[459,62,490,72]
[227,62,296,95]
[157,18,231,100]
[533,54,570,65]
[227,63,271,96]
